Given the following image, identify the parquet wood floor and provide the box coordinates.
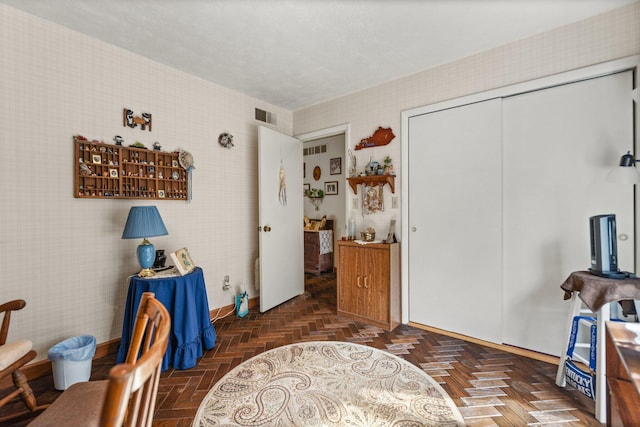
[1,273,602,426]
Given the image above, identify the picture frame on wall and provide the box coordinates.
[325,181,338,195]
[303,183,310,196]
[170,247,196,276]
[330,157,342,175]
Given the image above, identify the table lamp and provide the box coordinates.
[122,206,168,277]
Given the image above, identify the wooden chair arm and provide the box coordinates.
[0,300,26,346]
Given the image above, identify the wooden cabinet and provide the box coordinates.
[304,231,333,275]
[337,241,400,330]
[606,322,640,426]
[74,138,188,200]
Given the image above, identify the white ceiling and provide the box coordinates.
[2,0,636,110]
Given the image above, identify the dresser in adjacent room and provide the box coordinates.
[304,219,334,275]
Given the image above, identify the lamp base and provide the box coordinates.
[138,268,156,277]
[137,239,157,277]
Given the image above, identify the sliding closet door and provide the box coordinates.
[408,99,503,343]
[502,71,634,356]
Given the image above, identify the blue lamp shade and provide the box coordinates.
[122,206,168,277]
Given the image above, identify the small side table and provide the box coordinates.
[117,267,216,371]
[556,271,640,423]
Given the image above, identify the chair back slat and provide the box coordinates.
[101,292,170,427]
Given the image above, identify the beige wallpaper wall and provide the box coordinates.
[294,1,640,239]
[0,4,292,361]
[2,2,639,362]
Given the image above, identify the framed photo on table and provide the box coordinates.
[170,247,196,275]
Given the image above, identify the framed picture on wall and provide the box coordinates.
[330,157,342,175]
[325,181,338,195]
[303,183,310,196]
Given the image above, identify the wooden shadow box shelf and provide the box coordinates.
[347,175,395,194]
[74,138,188,200]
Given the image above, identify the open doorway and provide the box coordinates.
[297,125,349,271]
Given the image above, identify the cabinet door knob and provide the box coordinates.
[364,276,370,289]
[263,225,272,232]
[357,276,362,288]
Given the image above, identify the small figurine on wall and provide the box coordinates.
[113,135,124,146]
[218,132,234,148]
[153,142,162,151]
[123,108,152,131]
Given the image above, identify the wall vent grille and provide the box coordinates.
[255,107,277,125]
[303,144,327,156]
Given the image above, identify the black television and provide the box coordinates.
[588,214,631,279]
[589,214,617,274]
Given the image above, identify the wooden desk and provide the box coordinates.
[606,321,640,426]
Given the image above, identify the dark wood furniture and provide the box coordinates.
[347,175,395,194]
[304,219,334,275]
[606,321,640,427]
[0,299,46,423]
[74,137,189,200]
[30,292,171,427]
[336,240,400,330]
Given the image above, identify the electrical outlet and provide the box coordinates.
[392,197,398,209]
[222,275,230,290]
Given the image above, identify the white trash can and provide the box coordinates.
[48,335,96,390]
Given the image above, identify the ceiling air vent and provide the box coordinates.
[255,107,276,125]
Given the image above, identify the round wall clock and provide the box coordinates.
[313,166,321,181]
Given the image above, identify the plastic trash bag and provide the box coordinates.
[48,335,96,361]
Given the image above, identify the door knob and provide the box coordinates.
[619,233,629,241]
[263,225,272,232]
[411,227,417,232]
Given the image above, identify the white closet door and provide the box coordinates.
[408,99,503,343]
[502,71,634,356]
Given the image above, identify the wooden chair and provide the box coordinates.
[29,292,171,426]
[0,299,47,423]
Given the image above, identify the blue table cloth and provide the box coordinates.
[117,267,216,371]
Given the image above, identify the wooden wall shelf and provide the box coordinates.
[74,138,188,200]
[347,175,395,194]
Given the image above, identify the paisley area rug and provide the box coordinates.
[194,341,465,426]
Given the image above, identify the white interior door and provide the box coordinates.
[502,71,635,356]
[408,99,503,343]
[258,126,304,312]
